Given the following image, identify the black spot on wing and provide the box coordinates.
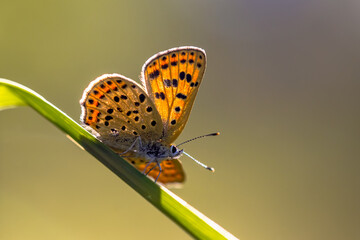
[154,70,160,78]
[176,93,187,99]
[139,94,146,103]
[159,92,165,100]
[186,74,192,82]
[179,72,185,80]
[164,79,171,87]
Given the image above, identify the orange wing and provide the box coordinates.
[80,74,163,151]
[122,156,185,186]
[141,47,207,144]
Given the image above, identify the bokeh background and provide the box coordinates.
[1,1,360,239]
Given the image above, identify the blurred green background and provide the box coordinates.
[1,0,360,239]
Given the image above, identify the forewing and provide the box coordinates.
[141,46,206,143]
[80,74,163,151]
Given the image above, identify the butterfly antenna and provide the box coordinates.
[177,132,220,147]
[183,152,215,172]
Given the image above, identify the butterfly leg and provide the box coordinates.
[144,161,157,175]
[155,161,162,183]
[143,160,162,183]
[118,136,141,156]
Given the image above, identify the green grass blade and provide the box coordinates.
[0,78,238,240]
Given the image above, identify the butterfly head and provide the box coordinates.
[169,144,183,159]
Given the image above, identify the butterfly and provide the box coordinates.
[80,46,212,186]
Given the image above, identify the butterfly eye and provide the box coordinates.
[170,145,177,154]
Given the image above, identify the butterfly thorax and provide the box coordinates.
[132,141,183,163]
[114,141,183,162]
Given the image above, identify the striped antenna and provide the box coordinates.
[183,152,215,172]
[177,132,219,172]
[177,132,219,147]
